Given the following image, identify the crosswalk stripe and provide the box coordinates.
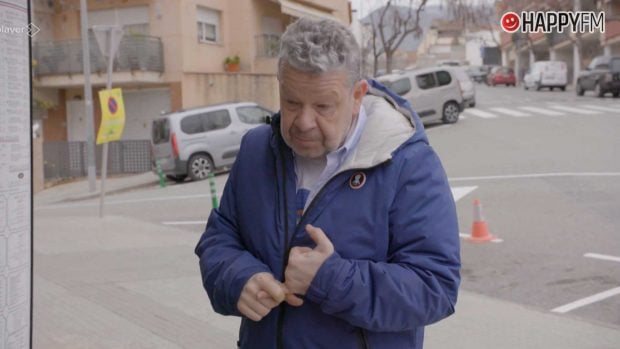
[519,106,565,116]
[162,221,207,226]
[462,109,498,119]
[548,105,601,115]
[451,186,478,202]
[579,104,620,113]
[489,107,531,117]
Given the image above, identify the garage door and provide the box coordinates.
[122,88,171,140]
[66,88,171,141]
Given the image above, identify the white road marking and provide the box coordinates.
[450,186,478,202]
[584,253,620,263]
[461,109,498,119]
[579,104,620,113]
[551,287,620,314]
[162,221,207,226]
[489,107,531,117]
[449,172,620,182]
[519,106,565,116]
[548,105,601,115]
[36,192,223,210]
[166,186,480,228]
[458,233,503,243]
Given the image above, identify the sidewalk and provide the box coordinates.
[33,174,620,348]
[35,172,161,206]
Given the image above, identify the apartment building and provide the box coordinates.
[32,0,351,144]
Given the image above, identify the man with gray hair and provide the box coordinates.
[196,16,460,348]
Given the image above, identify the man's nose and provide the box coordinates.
[294,106,317,132]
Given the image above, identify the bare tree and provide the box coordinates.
[366,12,385,76]
[366,0,428,75]
[445,0,502,47]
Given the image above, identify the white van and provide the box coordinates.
[523,61,568,91]
[379,67,464,124]
[151,102,272,182]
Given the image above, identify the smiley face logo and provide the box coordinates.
[501,12,520,33]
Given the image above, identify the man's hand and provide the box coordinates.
[284,224,335,295]
[237,272,303,322]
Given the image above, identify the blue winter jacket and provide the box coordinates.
[195,80,461,349]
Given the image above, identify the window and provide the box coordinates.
[588,58,599,70]
[180,114,204,134]
[89,6,150,35]
[416,73,437,90]
[202,110,231,131]
[389,78,412,96]
[152,119,170,144]
[436,71,452,86]
[197,7,220,43]
[237,106,272,125]
[611,58,620,72]
[180,109,231,134]
[595,58,609,70]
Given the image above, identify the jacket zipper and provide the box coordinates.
[275,144,388,348]
[296,162,389,228]
[357,328,369,349]
[276,142,290,349]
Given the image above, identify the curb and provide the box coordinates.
[59,180,160,203]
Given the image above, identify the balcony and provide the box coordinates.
[33,35,164,88]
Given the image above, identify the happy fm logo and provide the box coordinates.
[501,11,605,34]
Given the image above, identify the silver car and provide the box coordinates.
[151,102,272,181]
[379,67,464,124]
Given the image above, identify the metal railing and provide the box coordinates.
[43,140,152,180]
[255,34,280,58]
[33,35,164,77]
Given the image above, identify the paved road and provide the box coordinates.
[36,84,620,332]
[427,84,620,327]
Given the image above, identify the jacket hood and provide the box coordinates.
[270,79,428,170]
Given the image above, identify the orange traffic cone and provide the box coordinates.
[466,199,496,243]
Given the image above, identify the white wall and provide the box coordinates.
[465,30,499,66]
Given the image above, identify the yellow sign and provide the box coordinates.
[96,88,126,144]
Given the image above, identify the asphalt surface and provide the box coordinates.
[427,84,620,327]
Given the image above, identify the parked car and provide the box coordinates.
[487,66,516,86]
[576,55,620,97]
[151,102,272,182]
[438,60,461,67]
[448,67,476,107]
[466,65,488,83]
[523,60,568,91]
[378,67,464,124]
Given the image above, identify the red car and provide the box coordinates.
[487,66,516,86]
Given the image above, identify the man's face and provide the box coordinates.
[279,63,368,159]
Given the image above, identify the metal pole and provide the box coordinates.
[99,30,113,218]
[80,0,97,192]
[573,0,581,86]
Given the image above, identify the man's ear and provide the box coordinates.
[353,80,369,113]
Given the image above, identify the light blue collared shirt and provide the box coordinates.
[294,105,368,212]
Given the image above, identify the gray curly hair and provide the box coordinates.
[278,17,362,86]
